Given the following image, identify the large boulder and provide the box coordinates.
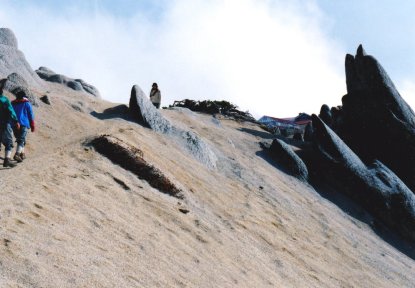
[310,115,415,242]
[129,85,217,169]
[75,79,100,97]
[35,67,101,98]
[269,139,308,181]
[4,73,38,106]
[129,85,172,133]
[0,28,43,89]
[338,45,415,192]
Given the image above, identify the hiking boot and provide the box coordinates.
[13,154,23,163]
[3,158,16,168]
[19,152,26,160]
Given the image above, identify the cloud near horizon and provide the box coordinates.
[1,0,352,118]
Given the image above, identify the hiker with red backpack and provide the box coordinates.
[11,88,35,162]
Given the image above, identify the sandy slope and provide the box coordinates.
[0,84,414,288]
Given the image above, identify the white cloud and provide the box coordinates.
[397,79,415,110]
[0,0,347,118]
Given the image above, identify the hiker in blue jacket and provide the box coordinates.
[0,79,20,167]
[11,88,35,162]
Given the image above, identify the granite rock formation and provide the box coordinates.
[318,104,332,127]
[337,45,415,192]
[129,85,218,169]
[0,28,43,89]
[310,115,415,242]
[5,73,38,106]
[268,139,308,181]
[129,85,172,133]
[36,67,101,98]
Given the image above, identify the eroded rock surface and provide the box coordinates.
[36,66,101,98]
[0,28,43,89]
[310,115,415,242]
[129,85,218,169]
[268,139,308,181]
[5,73,38,106]
[339,45,415,192]
[129,85,172,133]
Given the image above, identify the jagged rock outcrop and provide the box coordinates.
[338,45,415,192]
[268,139,308,181]
[319,104,332,126]
[90,135,184,199]
[129,85,218,169]
[0,28,43,89]
[310,115,415,242]
[303,123,314,142]
[36,67,101,98]
[129,85,172,133]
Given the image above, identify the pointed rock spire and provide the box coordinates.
[356,44,366,57]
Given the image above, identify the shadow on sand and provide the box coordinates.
[90,104,133,121]
[238,127,275,139]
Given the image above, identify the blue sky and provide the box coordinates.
[1,0,414,117]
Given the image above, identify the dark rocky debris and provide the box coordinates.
[90,135,184,199]
[40,95,51,105]
[170,99,257,123]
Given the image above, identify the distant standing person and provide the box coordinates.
[150,83,161,109]
[0,79,20,168]
[12,89,35,162]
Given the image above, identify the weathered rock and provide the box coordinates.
[129,85,218,169]
[129,85,172,133]
[330,105,344,131]
[35,67,101,98]
[67,81,83,91]
[319,104,332,126]
[0,28,43,89]
[269,139,308,181]
[293,132,303,142]
[178,130,218,169]
[303,123,314,142]
[311,114,415,242]
[48,74,67,84]
[0,28,18,47]
[90,135,184,199]
[40,95,51,105]
[339,45,415,192]
[5,73,38,106]
[75,79,101,98]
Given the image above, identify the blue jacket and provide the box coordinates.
[12,97,35,129]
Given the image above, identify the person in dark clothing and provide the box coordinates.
[0,79,20,167]
[149,83,161,109]
[12,89,35,162]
